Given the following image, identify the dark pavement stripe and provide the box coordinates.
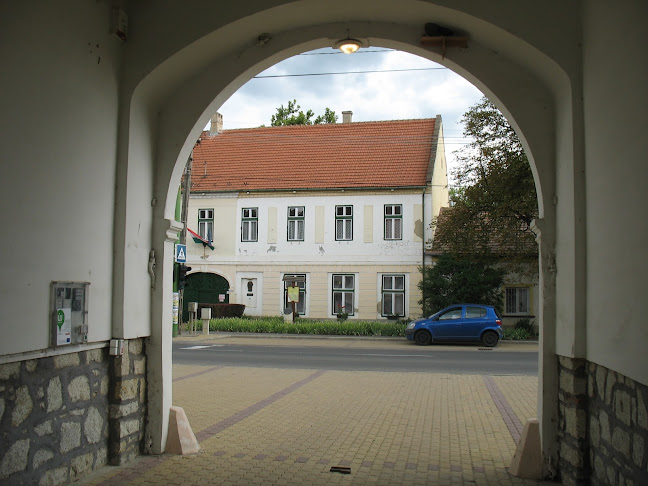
[173,365,224,382]
[482,375,524,442]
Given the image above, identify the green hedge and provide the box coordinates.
[183,317,535,340]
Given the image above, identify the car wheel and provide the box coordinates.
[481,331,499,347]
[414,330,432,346]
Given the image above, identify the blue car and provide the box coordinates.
[405,304,503,347]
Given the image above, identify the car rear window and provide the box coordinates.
[466,306,487,318]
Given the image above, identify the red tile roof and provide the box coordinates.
[190,118,438,192]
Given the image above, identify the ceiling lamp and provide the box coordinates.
[335,38,361,54]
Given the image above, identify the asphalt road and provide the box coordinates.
[173,340,538,375]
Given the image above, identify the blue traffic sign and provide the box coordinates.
[175,244,187,263]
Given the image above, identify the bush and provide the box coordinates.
[503,328,533,340]
[513,318,536,335]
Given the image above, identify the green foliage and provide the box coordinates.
[502,328,534,341]
[435,97,538,270]
[270,99,337,126]
[514,318,536,334]
[194,317,406,337]
[418,253,505,316]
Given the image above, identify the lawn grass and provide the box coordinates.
[183,316,536,340]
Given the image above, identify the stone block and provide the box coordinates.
[0,362,20,380]
[166,406,200,455]
[68,375,90,402]
[133,357,146,375]
[596,365,607,402]
[590,416,600,448]
[71,452,94,478]
[114,348,130,377]
[35,420,53,436]
[600,410,611,442]
[33,449,54,469]
[12,385,33,426]
[100,375,109,396]
[129,338,143,355]
[561,372,587,397]
[25,360,37,372]
[633,433,644,468]
[561,441,585,468]
[47,377,62,412]
[139,377,146,402]
[95,447,108,468]
[593,454,605,480]
[60,422,81,453]
[637,389,647,430]
[612,427,630,456]
[86,348,104,363]
[119,418,141,437]
[84,406,104,444]
[114,379,138,401]
[565,407,587,439]
[110,401,139,419]
[0,398,4,422]
[38,466,68,486]
[606,372,617,406]
[0,438,30,479]
[53,353,80,369]
[614,389,632,426]
[606,465,617,485]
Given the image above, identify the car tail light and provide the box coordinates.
[496,319,502,326]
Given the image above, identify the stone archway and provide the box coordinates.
[114,3,583,475]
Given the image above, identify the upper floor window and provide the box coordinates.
[241,207,258,242]
[287,206,305,241]
[198,209,214,241]
[505,287,530,315]
[335,205,353,241]
[384,204,402,240]
[382,274,405,317]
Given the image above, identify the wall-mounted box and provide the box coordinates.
[50,281,89,347]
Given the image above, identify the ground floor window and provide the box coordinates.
[332,274,354,315]
[505,286,530,315]
[382,274,405,317]
[284,274,306,315]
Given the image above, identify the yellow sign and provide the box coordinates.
[287,286,300,303]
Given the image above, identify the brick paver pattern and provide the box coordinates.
[78,338,555,486]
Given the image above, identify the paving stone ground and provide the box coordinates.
[76,336,557,486]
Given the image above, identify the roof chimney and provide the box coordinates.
[342,110,353,124]
[210,113,223,135]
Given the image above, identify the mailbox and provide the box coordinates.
[201,307,212,320]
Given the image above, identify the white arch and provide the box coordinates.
[113,3,583,471]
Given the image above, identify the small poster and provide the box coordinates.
[219,294,226,302]
[287,286,300,303]
[56,308,72,345]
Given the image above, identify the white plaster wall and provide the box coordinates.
[227,192,426,264]
[186,194,237,259]
[0,2,121,354]
[582,1,648,385]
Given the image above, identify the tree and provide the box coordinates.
[418,254,505,316]
[433,97,538,266]
[270,100,338,126]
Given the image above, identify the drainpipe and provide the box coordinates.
[421,189,426,315]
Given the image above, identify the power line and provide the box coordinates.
[253,66,447,79]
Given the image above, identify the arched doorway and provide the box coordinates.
[121,3,578,475]
[182,272,230,323]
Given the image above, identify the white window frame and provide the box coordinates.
[335,205,353,241]
[241,207,258,242]
[384,204,403,240]
[381,274,406,317]
[505,286,530,315]
[198,208,214,241]
[332,274,355,315]
[287,206,305,241]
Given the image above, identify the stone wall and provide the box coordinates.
[558,357,648,486]
[0,339,146,485]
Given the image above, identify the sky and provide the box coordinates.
[215,47,486,181]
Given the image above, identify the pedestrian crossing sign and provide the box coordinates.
[175,244,187,263]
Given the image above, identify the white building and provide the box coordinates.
[184,114,449,320]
